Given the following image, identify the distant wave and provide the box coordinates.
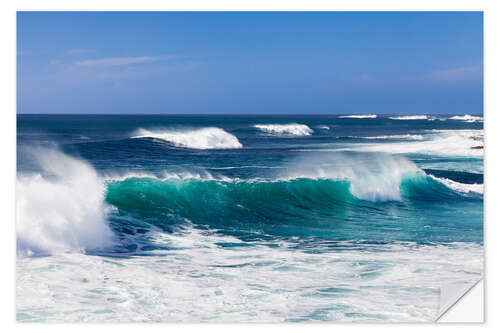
[132,127,242,149]
[338,115,377,119]
[301,129,484,158]
[208,165,284,170]
[449,115,483,122]
[362,134,425,140]
[254,124,313,136]
[316,125,330,130]
[389,115,428,120]
[366,130,483,157]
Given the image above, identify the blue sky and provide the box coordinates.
[17,12,483,114]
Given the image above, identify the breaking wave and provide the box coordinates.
[132,127,243,149]
[338,115,377,119]
[104,163,479,240]
[336,130,484,157]
[389,115,428,120]
[362,134,425,140]
[16,149,481,256]
[254,123,313,136]
[282,152,420,202]
[16,148,116,256]
[449,115,483,122]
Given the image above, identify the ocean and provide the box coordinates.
[16,114,484,322]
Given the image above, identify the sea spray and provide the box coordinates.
[283,152,421,201]
[16,148,115,255]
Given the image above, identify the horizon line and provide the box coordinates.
[16,112,484,116]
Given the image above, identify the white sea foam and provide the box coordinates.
[338,114,377,119]
[429,175,483,195]
[16,227,483,322]
[317,125,330,130]
[389,115,428,120]
[16,148,116,256]
[325,130,484,157]
[133,127,243,149]
[449,115,483,122]
[283,152,420,202]
[254,123,314,136]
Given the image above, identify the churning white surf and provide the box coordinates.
[389,115,428,120]
[338,114,377,119]
[133,127,243,149]
[254,123,314,136]
[16,148,115,256]
[449,114,483,122]
[16,228,483,323]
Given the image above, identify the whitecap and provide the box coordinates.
[389,115,428,120]
[338,114,377,119]
[254,123,314,136]
[335,130,484,157]
[132,127,243,149]
[449,115,483,122]
[362,134,425,140]
[316,125,330,130]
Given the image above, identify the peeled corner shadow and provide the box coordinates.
[436,277,483,322]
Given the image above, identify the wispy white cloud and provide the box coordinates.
[424,65,482,83]
[66,49,96,55]
[46,59,197,85]
[75,55,176,68]
[92,63,198,80]
[41,53,195,86]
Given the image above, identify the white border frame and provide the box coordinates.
[3,1,499,331]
